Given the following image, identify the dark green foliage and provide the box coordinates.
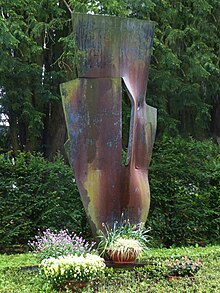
[77,0,220,140]
[0,0,73,157]
[1,138,219,248]
[146,0,220,139]
[0,152,88,246]
[1,0,220,157]
[148,137,220,246]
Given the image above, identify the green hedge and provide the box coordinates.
[0,153,87,246]
[148,137,220,246]
[0,138,219,247]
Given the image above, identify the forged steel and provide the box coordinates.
[60,13,157,235]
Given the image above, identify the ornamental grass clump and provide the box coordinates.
[165,256,202,277]
[107,238,142,262]
[40,254,106,288]
[28,229,95,260]
[98,220,150,262]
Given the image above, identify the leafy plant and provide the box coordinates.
[107,238,142,262]
[28,229,95,261]
[0,152,90,247]
[98,220,150,260]
[148,137,220,246]
[164,256,202,277]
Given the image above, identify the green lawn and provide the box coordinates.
[0,245,219,292]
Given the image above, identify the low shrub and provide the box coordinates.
[164,256,202,277]
[148,136,220,246]
[0,152,89,247]
[40,254,106,289]
[28,229,95,261]
[0,137,219,248]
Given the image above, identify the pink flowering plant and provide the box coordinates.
[165,256,202,277]
[28,229,95,261]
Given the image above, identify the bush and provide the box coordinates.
[0,137,219,248]
[40,254,106,289]
[164,256,202,277]
[0,152,89,246]
[28,229,95,261]
[148,137,220,246]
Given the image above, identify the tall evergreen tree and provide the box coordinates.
[0,0,219,157]
[0,0,73,157]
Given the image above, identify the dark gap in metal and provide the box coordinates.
[122,85,131,166]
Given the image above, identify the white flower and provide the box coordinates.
[40,253,105,286]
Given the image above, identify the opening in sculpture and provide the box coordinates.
[60,13,157,236]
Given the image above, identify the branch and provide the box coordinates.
[62,0,73,14]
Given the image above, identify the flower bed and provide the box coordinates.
[40,253,106,289]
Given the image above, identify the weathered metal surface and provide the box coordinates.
[60,13,157,235]
[61,78,122,233]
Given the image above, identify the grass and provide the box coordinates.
[0,245,219,292]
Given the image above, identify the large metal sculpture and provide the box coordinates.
[60,13,157,235]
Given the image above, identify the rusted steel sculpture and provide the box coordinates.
[60,13,157,235]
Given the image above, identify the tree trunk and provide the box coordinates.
[44,7,71,159]
[211,96,220,144]
[46,100,67,159]
[9,114,19,156]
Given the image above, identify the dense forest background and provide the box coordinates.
[0,0,219,247]
[0,0,220,156]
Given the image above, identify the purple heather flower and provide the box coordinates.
[28,229,96,260]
